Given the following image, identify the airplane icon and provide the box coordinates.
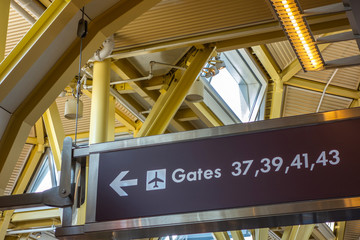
[146,169,166,191]
[148,172,164,188]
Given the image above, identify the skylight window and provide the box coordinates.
[28,149,57,193]
[205,49,267,122]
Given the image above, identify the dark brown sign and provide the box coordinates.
[96,118,360,222]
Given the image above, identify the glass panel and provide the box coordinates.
[205,49,267,123]
[27,149,57,193]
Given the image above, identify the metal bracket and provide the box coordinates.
[0,137,75,211]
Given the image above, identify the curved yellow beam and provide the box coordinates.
[0,0,162,194]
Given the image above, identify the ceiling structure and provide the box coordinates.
[0,0,359,239]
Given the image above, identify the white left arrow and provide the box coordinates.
[110,171,138,197]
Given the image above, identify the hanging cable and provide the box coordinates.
[316,68,339,113]
[75,8,88,145]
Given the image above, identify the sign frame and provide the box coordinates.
[57,107,360,239]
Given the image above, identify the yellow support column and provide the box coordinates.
[270,80,283,119]
[77,59,111,225]
[107,96,115,142]
[281,225,314,240]
[43,102,65,171]
[137,46,215,137]
[0,0,10,61]
[89,59,111,144]
[253,228,269,240]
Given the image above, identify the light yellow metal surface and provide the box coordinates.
[0,0,162,199]
[136,46,215,137]
[107,96,115,142]
[281,225,314,240]
[283,86,353,116]
[174,109,198,122]
[35,118,45,153]
[253,228,269,240]
[350,99,360,108]
[114,0,340,51]
[213,232,230,240]
[5,7,33,58]
[187,101,223,127]
[3,144,33,196]
[230,231,245,240]
[11,209,60,222]
[0,0,74,102]
[111,14,348,58]
[43,102,65,171]
[296,40,360,90]
[285,77,360,99]
[66,127,128,140]
[111,59,193,132]
[335,222,346,240]
[10,219,61,230]
[90,59,111,144]
[25,137,37,145]
[252,45,283,119]
[0,0,10,61]
[115,108,140,133]
[0,144,43,239]
[0,210,13,240]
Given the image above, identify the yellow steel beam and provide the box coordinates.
[25,137,37,145]
[253,228,269,240]
[10,219,61,230]
[108,96,115,142]
[66,127,129,140]
[11,209,60,222]
[0,211,13,240]
[136,46,215,137]
[35,118,45,153]
[111,59,194,132]
[111,60,159,105]
[111,14,348,59]
[114,83,134,93]
[213,232,230,240]
[334,222,346,240]
[350,99,360,108]
[142,76,165,91]
[0,144,44,239]
[43,102,65,171]
[281,225,314,240]
[115,108,140,132]
[90,59,111,144]
[253,41,332,119]
[252,45,282,119]
[252,45,281,81]
[13,144,43,194]
[0,0,77,102]
[175,108,198,122]
[0,0,162,201]
[0,0,10,61]
[230,231,245,240]
[280,44,330,83]
[285,77,360,99]
[186,101,223,127]
[85,82,139,135]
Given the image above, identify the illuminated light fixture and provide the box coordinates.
[202,54,226,78]
[203,65,219,78]
[268,0,325,71]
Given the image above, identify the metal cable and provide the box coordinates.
[75,8,86,145]
[316,68,339,113]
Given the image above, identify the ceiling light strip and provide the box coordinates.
[269,0,325,71]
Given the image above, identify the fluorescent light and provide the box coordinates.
[269,0,325,71]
